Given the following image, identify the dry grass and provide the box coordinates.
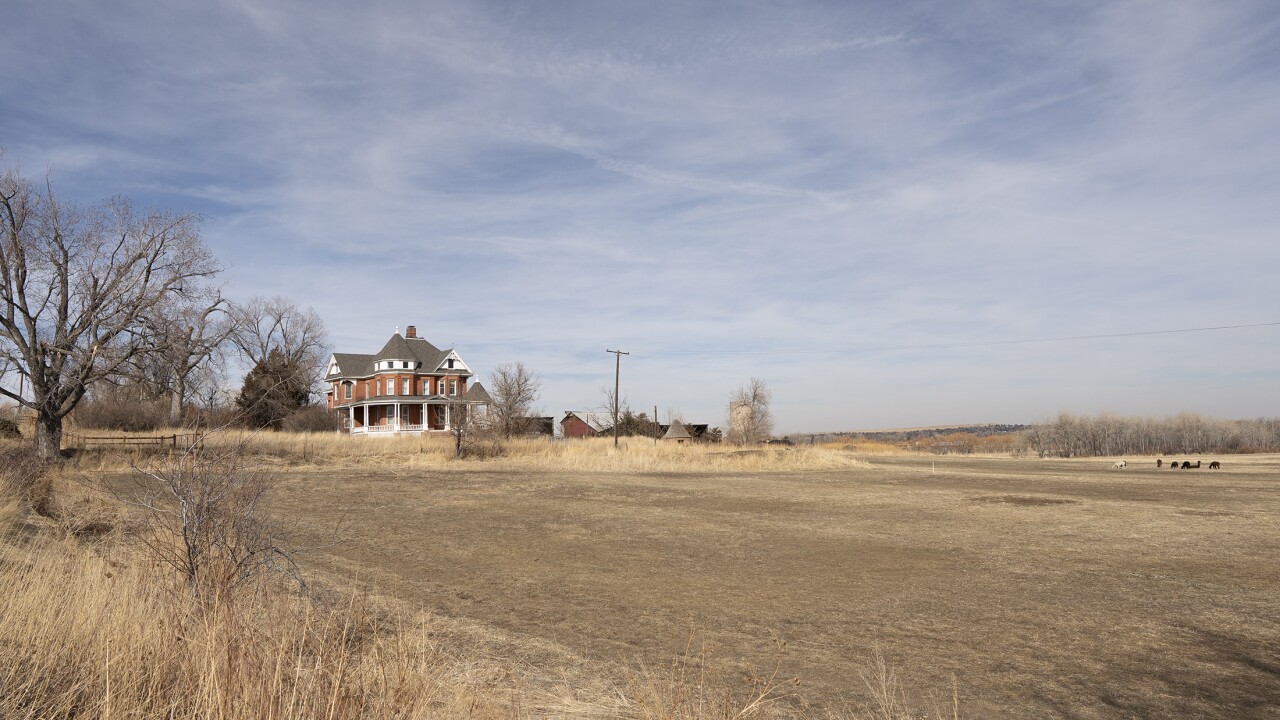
[818,440,906,456]
[0,525,519,719]
[3,461,955,720]
[72,431,871,474]
[257,454,1280,718]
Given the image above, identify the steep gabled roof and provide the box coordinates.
[327,331,468,378]
[662,419,693,440]
[374,333,418,361]
[328,353,375,379]
[465,382,493,403]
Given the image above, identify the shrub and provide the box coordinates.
[73,396,168,432]
[0,441,50,516]
[0,416,20,439]
[282,406,341,433]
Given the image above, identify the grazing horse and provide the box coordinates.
[1193,461,1201,469]
[1209,461,1221,469]
[1111,460,1127,470]
[1156,459,1163,468]
[1181,461,1192,469]
[1170,460,1179,469]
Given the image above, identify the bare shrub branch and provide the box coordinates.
[113,438,300,601]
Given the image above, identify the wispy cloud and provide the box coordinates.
[2,0,1278,430]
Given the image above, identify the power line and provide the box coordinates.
[650,321,1280,356]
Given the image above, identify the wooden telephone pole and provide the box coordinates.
[605,349,629,448]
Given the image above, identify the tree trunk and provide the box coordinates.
[28,412,61,516]
[33,412,63,461]
[169,375,186,427]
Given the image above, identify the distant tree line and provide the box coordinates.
[821,424,1029,444]
[1019,412,1280,457]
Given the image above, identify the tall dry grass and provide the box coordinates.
[0,531,517,718]
[73,431,872,474]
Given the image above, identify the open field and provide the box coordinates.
[248,450,1280,718]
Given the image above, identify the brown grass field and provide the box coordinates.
[241,445,1280,718]
[14,436,1279,718]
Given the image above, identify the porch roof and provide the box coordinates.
[335,394,473,408]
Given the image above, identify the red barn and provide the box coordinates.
[560,411,613,438]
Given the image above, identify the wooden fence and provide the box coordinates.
[64,432,203,453]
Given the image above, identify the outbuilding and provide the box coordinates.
[661,419,693,444]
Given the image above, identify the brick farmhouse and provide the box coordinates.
[325,325,491,435]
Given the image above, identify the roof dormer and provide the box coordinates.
[434,350,471,374]
[375,359,418,372]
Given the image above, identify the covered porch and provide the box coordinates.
[340,400,455,435]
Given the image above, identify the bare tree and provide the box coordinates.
[228,295,329,402]
[444,392,479,457]
[1019,412,1280,457]
[136,289,235,426]
[0,162,218,460]
[488,361,542,439]
[727,377,774,445]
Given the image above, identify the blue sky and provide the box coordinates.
[3,0,1278,432]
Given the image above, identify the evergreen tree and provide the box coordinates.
[234,349,310,429]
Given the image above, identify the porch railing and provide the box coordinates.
[348,423,432,434]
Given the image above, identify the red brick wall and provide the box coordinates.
[330,372,474,405]
[562,416,597,438]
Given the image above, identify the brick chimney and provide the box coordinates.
[405,325,417,338]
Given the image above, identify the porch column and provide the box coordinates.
[422,403,427,431]
[347,405,353,433]
[395,402,401,432]
[444,403,451,431]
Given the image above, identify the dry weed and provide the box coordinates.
[620,631,799,720]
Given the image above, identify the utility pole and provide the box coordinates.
[605,349,629,448]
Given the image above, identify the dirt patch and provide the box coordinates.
[970,494,1079,506]
[1176,509,1236,518]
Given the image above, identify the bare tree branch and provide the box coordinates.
[0,158,220,461]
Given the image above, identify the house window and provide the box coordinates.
[403,361,410,369]
[449,379,457,396]
[421,380,429,396]
[447,358,455,369]
[344,383,352,400]
[402,378,410,394]
[386,379,395,395]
